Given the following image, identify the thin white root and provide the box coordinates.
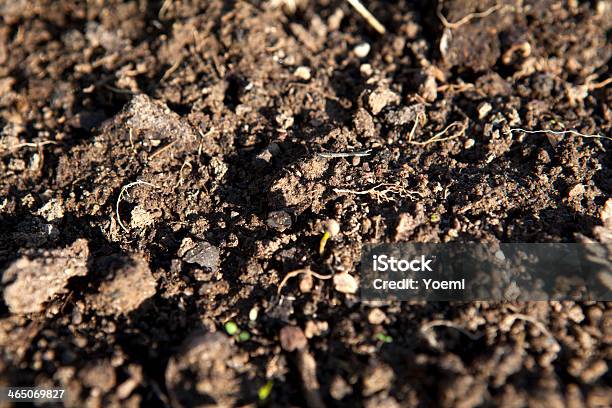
[345,0,386,34]
[334,182,421,203]
[421,319,483,348]
[507,128,611,142]
[437,2,513,29]
[277,268,333,296]
[500,313,560,350]
[409,119,467,146]
[116,180,159,233]
[317,149,372,158]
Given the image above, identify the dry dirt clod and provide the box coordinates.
[90,254,156,316]
[2,239,89,314]
[165,332,241,408]
[280,325,308,352]
[363,363,394,397]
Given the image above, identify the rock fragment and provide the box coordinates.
[179,238,220,272]
[2,239,89,314]
[266,211,292,232]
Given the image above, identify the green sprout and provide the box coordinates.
[430,213,440,222]
[376,332,393,343]
[258,380,273,401]
[224,321,238,336]
[238,331,251,342]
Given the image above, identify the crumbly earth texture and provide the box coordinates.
[0,0,611,407]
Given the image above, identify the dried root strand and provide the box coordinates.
[420,319,483,349]
[115,180,159,233]
[334,182,421,203]
[277,268,333,296]
[437,1,513,29]
[408,115,468,146]
[506,127,611,142]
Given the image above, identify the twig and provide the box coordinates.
[420,319,482,348]
[277,268,333,296]
[115,180,159,233]
[506,128,611,142]
[149,140,178,159]
[345,0,386,34]
[409,120,467,146]
[317,149,372,158]
[437,2,512,29]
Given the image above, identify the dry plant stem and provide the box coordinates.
[277,268,333,296]
[317,149,372,158]
[437,1,511,29]
[116,180,159,233]
[421,319,482,348]
[507,128,611,141]
[345,0,386,34]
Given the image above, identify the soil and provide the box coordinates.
[0,0,611,407]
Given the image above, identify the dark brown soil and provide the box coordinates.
[1,0,611,407]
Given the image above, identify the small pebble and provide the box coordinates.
[464,138,475,149]
[249,307,259,321]
[368,308,386,325]
[333,273,358,294]
[477,102,492,119]
[354,42,371,58]
[294,66,312,81]
[324,219,341,236]
[360,63,373,77]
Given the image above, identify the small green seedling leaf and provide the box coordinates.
[238,331,251,342]
[319,231,330,255]
[430,214,440,222]
[376,332,393,343]
[258,380,273,401]
[225,321,239,336]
